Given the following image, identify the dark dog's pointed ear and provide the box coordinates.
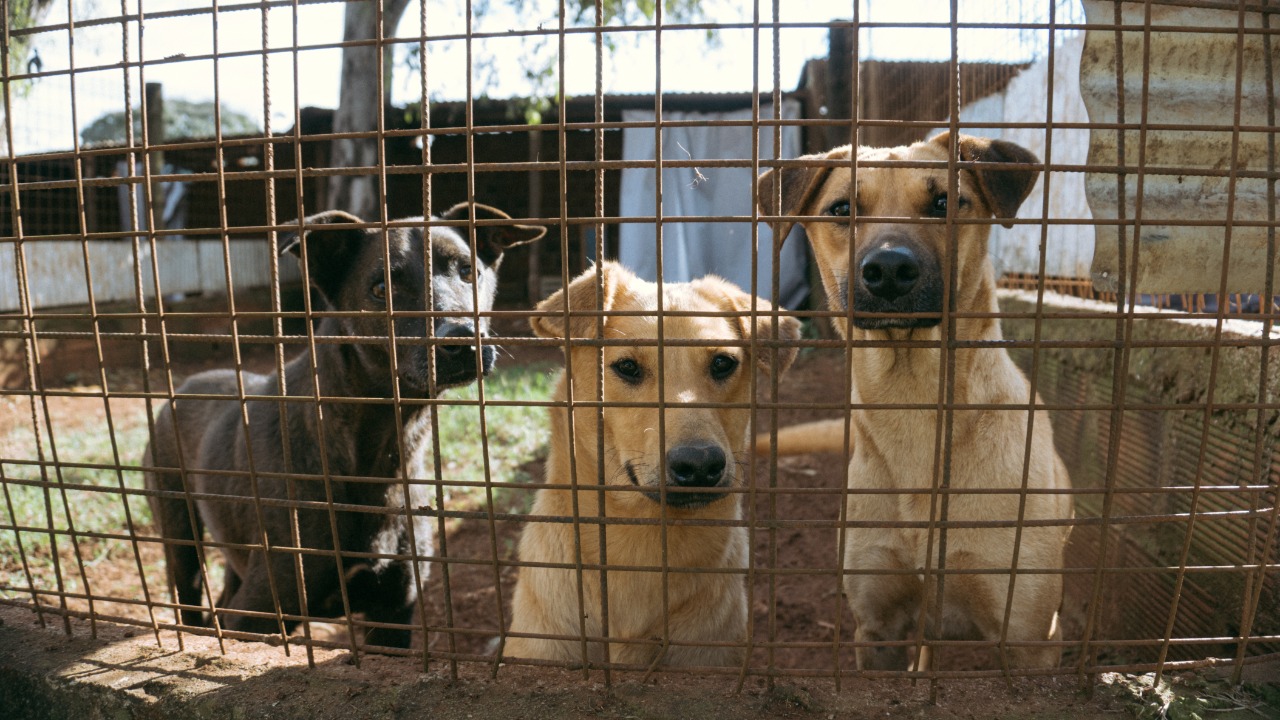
[442,202,546,267]
[281,210,367,305]
[693,277,802,378]
[756,148,843,247]
[933,132,1041,229]
[531,261,629,340]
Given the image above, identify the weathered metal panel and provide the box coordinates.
[1082,0,1280,293]
[0,239,298,312]
[0,241,157,310]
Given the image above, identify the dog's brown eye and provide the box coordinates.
[931,194,948,216]
[370,281,387,301]
[458,263,473,282]
[611,358,644,384]
[827,200,851,217]
[709,354,739,381]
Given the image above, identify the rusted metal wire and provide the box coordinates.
[0,0,1278,692]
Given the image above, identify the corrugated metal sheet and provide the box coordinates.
[1081,0,1279,293]
[0,240,299,312]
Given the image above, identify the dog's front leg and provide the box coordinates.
[217,563,301,638]
[347,559,418,650]
[845,558,925,671]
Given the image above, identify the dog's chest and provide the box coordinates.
[849,409,1019,514]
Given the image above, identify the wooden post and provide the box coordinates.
[799,59,830,155]
[144,82,166,231]
[826,24,856,150]
[525,127,543,306]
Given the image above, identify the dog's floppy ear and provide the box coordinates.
[281,210,367,305]
[933,132,1041,229]
[755,148,843,246]
[532,261,628,340]
[442,202,546,267]
[693,277,801,378]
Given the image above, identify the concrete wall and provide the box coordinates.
[1000,290,1280,659]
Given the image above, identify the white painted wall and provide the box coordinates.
[953,33,1095,280]
[0,240,298,312]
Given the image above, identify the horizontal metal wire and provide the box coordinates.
[2,0,1278,694]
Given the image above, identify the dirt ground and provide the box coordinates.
[11,604,1279,720]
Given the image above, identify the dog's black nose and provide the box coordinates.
[667,443,727,488]
[860,246,920,301]
[436,323,477,356]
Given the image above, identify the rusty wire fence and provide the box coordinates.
[0,0,1278,693]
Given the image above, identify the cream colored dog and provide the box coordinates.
[756,132,1073,670]
[505,262,800,668]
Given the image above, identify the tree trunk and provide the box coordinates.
[326,0,411,218]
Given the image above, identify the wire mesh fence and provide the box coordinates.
[0,0,1277,694]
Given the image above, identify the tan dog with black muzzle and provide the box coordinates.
[755,132,1073,670]
[504,261,800,668]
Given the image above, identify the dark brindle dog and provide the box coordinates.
[144,203,543,649]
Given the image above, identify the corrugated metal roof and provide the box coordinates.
[1082,0,1279,294]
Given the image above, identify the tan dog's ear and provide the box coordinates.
[694,277,802,378]
[932,132,1041,229]
[752,307,802,378]
[531,261,627,339]
[756,148,845,246]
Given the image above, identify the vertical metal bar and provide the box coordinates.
[1233,0,1280,679]
[202,0,294,653]
[0,456,41,622]
[368,0,430,664]
[1077,0,1153,686]
[738,0,764,691]
[2,0,84,640]
[547,0,595,681]
[765,0,783,683]
[998,0,1059,681]
[258,0,303,653]
[832,0,862,688]
[283,0,317,668]
[1155,0,1253,681]
[65,0,161,648]
[292,225,361,663]
[456,0,509,679]
[139,3,229,653]
[418,0,458,680]
[591,0,613,687]
[916,0,963,700]
[641,0,672,680]
[0,29,43,618]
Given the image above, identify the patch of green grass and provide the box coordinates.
[433,362,557,514]
[0,362,559,601]
[0,401,154,599]
[796,318,823,359]
[1,421,152,539]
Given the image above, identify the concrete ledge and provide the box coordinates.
[3,606,1278,719]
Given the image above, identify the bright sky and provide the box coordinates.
[9,0,1078,153]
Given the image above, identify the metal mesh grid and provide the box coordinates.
[0,0,1277,696]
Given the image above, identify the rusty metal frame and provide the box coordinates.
[0,0,1278,691]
